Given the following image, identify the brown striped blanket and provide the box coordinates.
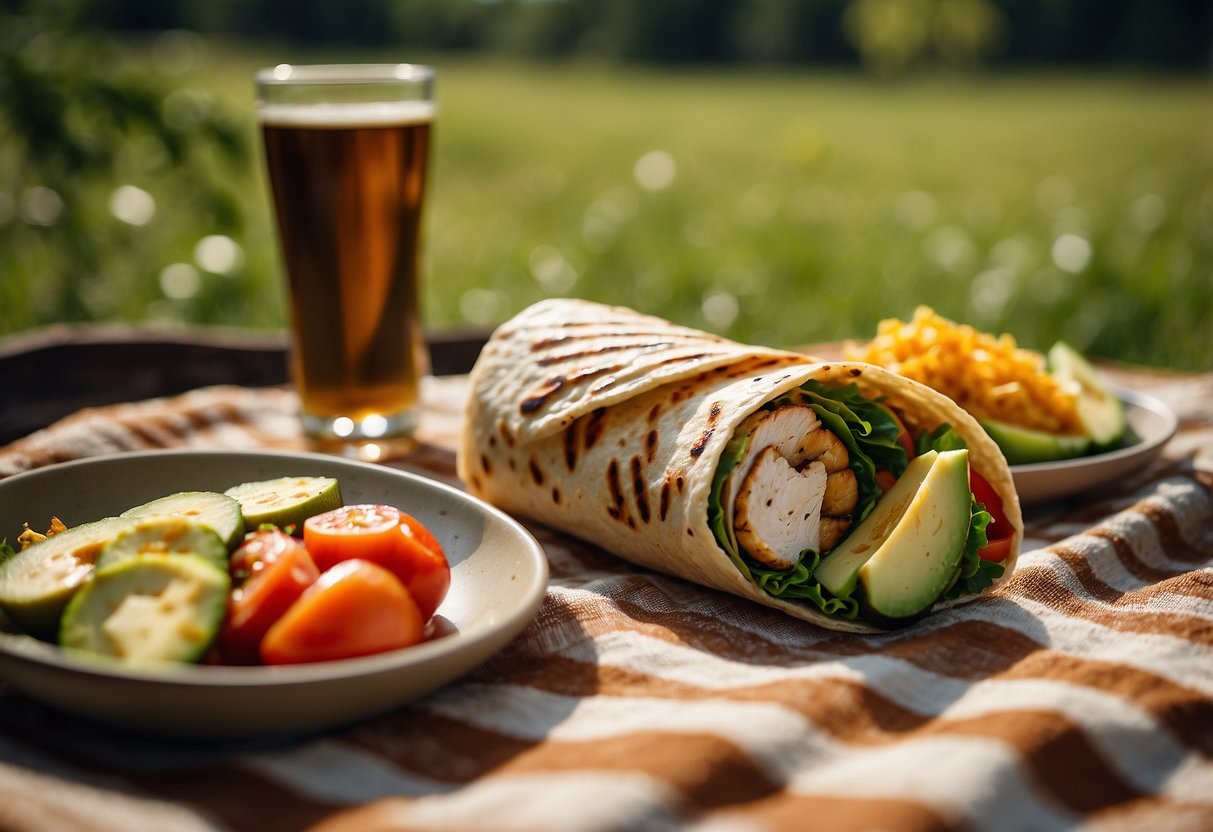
[0,367,1210,832]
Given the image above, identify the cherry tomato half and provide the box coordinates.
[259,559,424,665]
[889,410,917,459]
[970,468,1014,562]
[218,529,320,664]
[303,505,450,619]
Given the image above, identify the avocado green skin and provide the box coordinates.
[855,449,973,621]
[980,419,1091,465]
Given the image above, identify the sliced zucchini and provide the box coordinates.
[223,476,342,530]
[121,491,245,550]
[97,517,228,572]
[1047,341,1126,448]
[0,516,131,640]
[59,553,230,665]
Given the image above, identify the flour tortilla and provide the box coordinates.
[457,299,1022,632]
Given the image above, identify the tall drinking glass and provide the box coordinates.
[255,64,435,455]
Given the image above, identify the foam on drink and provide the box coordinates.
[256,100,437,129]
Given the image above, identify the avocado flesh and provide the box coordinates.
[814,450,939,598]
[857,449,973,620]
[980,419,1091,465]
[1047,341,1125,447]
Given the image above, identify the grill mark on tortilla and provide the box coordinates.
[521,364,629,413]
[690,402,724,459]
[552,487,561,505]
[521,375,566,413]
[480,453,492,475]
[659,479,672,521]
[529,458,545,486]
[537,343,674,367]
[671,385,696,403]
[498,419,515,449]
[563,423,579,471]
[584,408,607,449]
[645,429,659,463]
[529,329,713,351]
[588,352,717,395]
[631,457,651,524]
[607,459,625,509]
[647,404,662,423]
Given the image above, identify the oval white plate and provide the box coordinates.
[0,449,548,740]
[1011,389,1178,505]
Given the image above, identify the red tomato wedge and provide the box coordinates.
[970,469,1013,562]
[304,505,450,619]
[259,559,425,665]
[303,504,402,573]
[889,410,916,459]
[218,530,320,664]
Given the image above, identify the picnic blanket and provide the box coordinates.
[0,365,1210,832]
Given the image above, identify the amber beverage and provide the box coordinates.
[255,64,435,446]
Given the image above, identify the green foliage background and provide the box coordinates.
[1,5,1211,371]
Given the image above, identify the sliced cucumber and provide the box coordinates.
[223,476,342,530]
[59,553,229,665]
[0,516,131,640]
[980,418,1092,465]
[121,491,245,551]
[1047,341,1126,448]
[97,517,229,572]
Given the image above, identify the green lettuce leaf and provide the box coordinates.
[916,423,969,455]
[943,498,1001,599]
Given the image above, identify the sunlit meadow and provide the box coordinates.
[3,38,1211,371]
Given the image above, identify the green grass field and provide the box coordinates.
[4,40,1211,370]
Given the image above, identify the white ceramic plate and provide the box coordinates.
[0,449,548,740]
[1011,389,1178,505]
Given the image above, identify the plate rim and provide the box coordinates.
[0,447,548,689]
[1007,387,1178,475]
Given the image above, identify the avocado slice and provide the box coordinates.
[979,419,1091,465]
[1047,341,1126,448]
[856,449,972,621]
[814,449,973,623]
[814,450,940,598]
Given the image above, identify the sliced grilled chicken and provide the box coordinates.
[724,404,859,570]
[735,448,828,569]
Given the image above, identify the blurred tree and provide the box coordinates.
[72,0,1213,71]
[842,0,1006,73]
[0,0,252,332]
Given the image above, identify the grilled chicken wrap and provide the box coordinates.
[457,299,1022,632]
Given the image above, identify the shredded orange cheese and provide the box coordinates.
[849,306,1082,434]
